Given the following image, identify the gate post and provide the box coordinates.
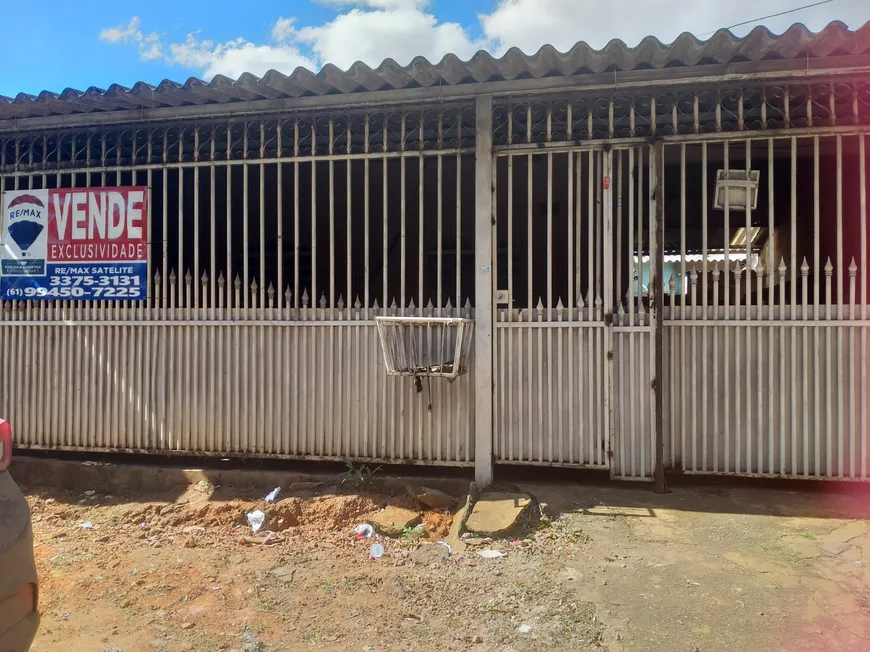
[474,94,494,487]
[651,142,667,494]
[603,150,615,477]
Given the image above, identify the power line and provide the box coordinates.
[699,0,836,37]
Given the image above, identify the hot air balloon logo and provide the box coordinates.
[5,193,46,255]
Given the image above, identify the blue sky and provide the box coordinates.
[3,0,867,97]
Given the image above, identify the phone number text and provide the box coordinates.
[5,274,144,299]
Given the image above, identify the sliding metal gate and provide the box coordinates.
[493,144,659,479]
[663,133,870,479]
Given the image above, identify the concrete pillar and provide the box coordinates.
[474,94,494,487]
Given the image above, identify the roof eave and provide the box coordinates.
[2,53,869,134]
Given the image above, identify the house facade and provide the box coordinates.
[1,21,869,489]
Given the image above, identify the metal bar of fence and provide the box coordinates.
[790,137,799,476]
[811,136,821,476]
[382,155,388,313]
[347,128,353,319]
[637,147,645,474]
[492,126,870,154]
[589,150,595,323]
[861,134,868,479]
[456,153,462,313]
[651,141,664,487]
[628,147,636,474]
[826,257,833,476]
[644,144,654,475]
[588,150,597,465]
[801,259,810,476]
[259,157,266,309]
[242,162,249,310]
[507,153,515,461]
[602,149,613,472]
[576,153,584,463]
[527,154,534,322]
[680,144,687,470]
[437,155,443,316]
[400,151,406,316]
[849,259,857,478]
[700,142,709,472]
[836,136,844,476]
[546,152,554,460]
[329,138,335,319]
[0,148,475,177]
[194,133,201,312]
[293,123,300,310]
[364,155,370,320]
[567,151,574,464]
[225,132,233,311]
[276,124,283,314]
[576,152,583,316]
[745,139,753,474]
[613,150,620,321]
[418,155,424,316]
[767,138,775,473]
[310,128,318,317]
[162,138,169,311]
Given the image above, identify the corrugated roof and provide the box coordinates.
[2,20,868,121]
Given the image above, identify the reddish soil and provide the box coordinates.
[24,472,861,652]
[22,478,601,652]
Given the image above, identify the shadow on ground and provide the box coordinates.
[518,481,870,652]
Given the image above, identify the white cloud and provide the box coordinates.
[98,17,143,44]
[139,41,163,62]
[100,4,482,80]
[99,16,314,80]
[166,33,314,79]
[99,17,164,63]
[294,4,481,69]
[99,1,868,81]
[271,17,297,43]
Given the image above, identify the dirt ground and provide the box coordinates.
[14,465,870,652]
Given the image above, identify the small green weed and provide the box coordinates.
[338,457,382,487]
[400,524,425,545]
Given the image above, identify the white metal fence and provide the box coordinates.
[664,310,868,478]
[662,134,870,479]
[0,107,478,464]
[492,87,870,481]
[2,79,870,482]
[493,145,658,479]
[1,306,475,463]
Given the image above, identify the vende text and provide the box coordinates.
[49,189,147,243]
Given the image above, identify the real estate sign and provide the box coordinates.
[1,187,148,301]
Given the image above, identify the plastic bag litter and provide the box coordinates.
[517,623,532,634]
[78,521,94,529]
[477,549,506,559]
[369,543,384,559]
[264,487,281,503]
[247,510,266,533]
[354,524,374,539]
